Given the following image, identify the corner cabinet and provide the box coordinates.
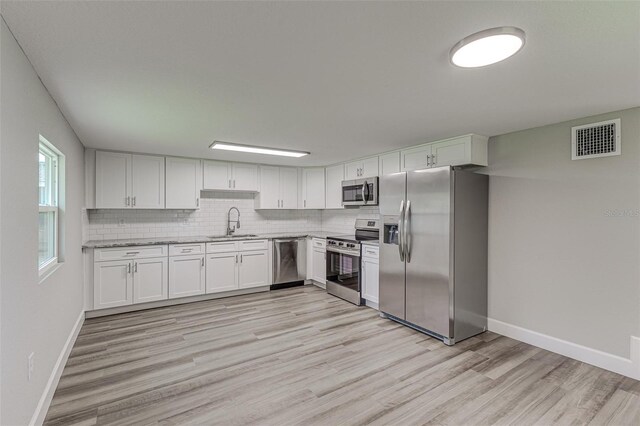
[165,157,202,209]
[95,151,165,209]
[255,166,298,209]
[93,245,169,309]
[301,168,325,209]
[401,134,488,172]
[202,160,258,192]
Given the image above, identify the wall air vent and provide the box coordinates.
[571,118,620,160]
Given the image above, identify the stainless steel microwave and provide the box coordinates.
[342,177,378,206]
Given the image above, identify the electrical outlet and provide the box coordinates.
[28,352,35,381]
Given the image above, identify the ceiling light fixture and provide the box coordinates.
[210,141,309,158]
[450,26,525,68]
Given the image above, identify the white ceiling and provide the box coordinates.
[2,1,639,166]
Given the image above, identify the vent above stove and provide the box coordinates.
[571,118,620,160]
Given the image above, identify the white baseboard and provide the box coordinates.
[30,310,84,426]
[488,318,639,380]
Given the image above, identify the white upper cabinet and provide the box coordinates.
[256,166,298,209]
[345,156,379,179]
[256,166,280,209]
[325,164,344,209]
[202,160,230,190]
[165,157,202,209]
[280,167,298,209]
[131,154,165,209]
[401,145,432,172]
[231,163,259,191]
[430,134,488,167]
[301,168,325,209]
[401,134,489,171]
[379,152,401,176]
[203,160,258,191]
[95,151,131,208]
[96,151,165,209]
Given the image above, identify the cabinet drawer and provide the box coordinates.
[206,241,238,253]
[169,243,205,256]
[95,245,167,261]
[312,238,326,249]
[362,245,379,259]
[238,239,268,251]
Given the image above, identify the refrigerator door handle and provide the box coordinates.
[398,200,405,262]
[404,200,412,262]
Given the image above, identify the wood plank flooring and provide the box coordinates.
[45,286,640,425]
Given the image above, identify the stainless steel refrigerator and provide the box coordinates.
[379,166,488,345]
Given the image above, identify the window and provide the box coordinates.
[39,136,60,274]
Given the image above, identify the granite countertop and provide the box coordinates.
[83,231,334,249]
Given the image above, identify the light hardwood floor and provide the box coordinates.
[45,285,640,425]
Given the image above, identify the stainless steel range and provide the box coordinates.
[326,219,379,305]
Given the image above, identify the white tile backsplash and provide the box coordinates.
[86,193,379,241]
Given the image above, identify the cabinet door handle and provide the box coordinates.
[134,262,138,273]
[127,263,131,274]
[132,196,136,206]
[196,198,199,207]
[201,257,204,267]
[233,179,236,188]
[240,254,243,263]
[432,154,436,166]
[126,196,130,206]
[304,200,306,208]
[228,179,231,188]
[235,254,238,263]
[426,155,431,167]
[126,251,139,256]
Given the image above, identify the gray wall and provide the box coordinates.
[483,107,640,358]
[1,20,85,425]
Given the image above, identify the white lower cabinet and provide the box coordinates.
[312,248,326,284]
[362,245,379,306]
[205,240,269,293]
[94,260,133,309]
[206,252,238,293]
[169,254,205,298]
[309,238,326,285]
[238,250,269,289]
[133,257,168,304]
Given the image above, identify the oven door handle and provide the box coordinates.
[326,247,361,257]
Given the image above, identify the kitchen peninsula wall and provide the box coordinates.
[85,192,379,241]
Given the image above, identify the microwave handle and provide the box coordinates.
[362,181,368,204]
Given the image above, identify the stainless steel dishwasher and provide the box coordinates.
[272,238,306,288]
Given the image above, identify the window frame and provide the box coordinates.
[39,136,60,277]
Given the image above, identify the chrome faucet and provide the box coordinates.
[227,207,240,236]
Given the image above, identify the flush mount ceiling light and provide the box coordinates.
[210,141,309,158]
[450,26,525,68]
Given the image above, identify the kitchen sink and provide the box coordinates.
[208,234,258,239]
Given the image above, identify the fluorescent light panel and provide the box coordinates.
[210,141,309,158]
[450,27,525,68]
